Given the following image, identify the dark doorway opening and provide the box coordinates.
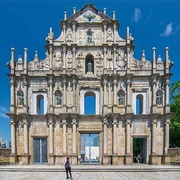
[133,137,147,164]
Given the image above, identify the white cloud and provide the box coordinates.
[0,107,8,118]
[161,23,173,37]
[133,8,142,23]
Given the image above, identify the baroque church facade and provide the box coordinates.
[7,4,173,165]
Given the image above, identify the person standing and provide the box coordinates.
[65,156,72,179]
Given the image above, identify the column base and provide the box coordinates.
[125,154,132,165]
[149,154,162,165]
[23,154,30,165]
[102,155,111,165]
[10,154,17,165]
[162,154,170,164]
[151,105,157,113]
[112,154,118,165]
[71,154,78,165]
[126,105,132,114]
[49,153,55,165]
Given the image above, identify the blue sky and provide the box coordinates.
[0,0,180,142]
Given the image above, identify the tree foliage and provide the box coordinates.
[170,80,180,147]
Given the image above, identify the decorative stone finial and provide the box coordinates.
[113,11,116,20]
[104,8,106,14]
[73,7,76,14]
[141,50,146,61]
[157,55,162,62]
[18,55,23,63]
[64,11,67,20]
[34,51,39,62]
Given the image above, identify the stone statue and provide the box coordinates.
[118,93,124,105]
[56,93,62,105]
[18,91,24,105]
[156,91,163,105]
[87,61,92,72]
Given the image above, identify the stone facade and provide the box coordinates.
[7,4,173,165]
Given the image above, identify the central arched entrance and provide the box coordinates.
[80,133,99,164]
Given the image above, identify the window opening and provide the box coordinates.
[136,94,143,114]
[85,92,95,114]
[37,94,44,115]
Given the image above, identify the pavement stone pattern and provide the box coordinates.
[0,171,180,180]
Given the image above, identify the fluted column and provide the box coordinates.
[72,118,77,154]
[103,117,108,154]
[113,78,117,105]
[62,119,67,154]
[152,119,157,154]
[113,117,118,154]
[10,119,16,154]
[49,119,54,154]
[23,119,29,154]
[164,119,170,154]
[126,119,131,154]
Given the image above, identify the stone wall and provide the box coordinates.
[0,148,11,157]
[168,148,180,157]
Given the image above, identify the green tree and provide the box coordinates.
[170,80,180,147]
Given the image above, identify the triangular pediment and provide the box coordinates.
[67,3,113,23]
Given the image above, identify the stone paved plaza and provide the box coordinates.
[0,171,180,180]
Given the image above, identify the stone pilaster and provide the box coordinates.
[112,117,118,165]
[163,119,170,164]
[126,78,132,113]
[102,117,108,165]
[103,46,107,69]
[49,118,54,164]
[72,118,77,154]
[23,118,29,164]
[62,119,67,154]
[10,76,15,113]
[49,77,53,113]
[152,77,157,113]
[63,77,67,112]
[125,119,132,165]
[165,78,170,113]
[10,119,16,164]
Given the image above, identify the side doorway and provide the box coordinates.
[133,137,147,164]
[33,138,48,164]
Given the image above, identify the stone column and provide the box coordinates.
[152,47,156,73]
[103,78,107,105]
[63,77,67,106]
[23,78,28,113]
[23,118,29,164]
[164,119,170,154]
[10,77,15,113]
[62,119,67,154]
[49,47,53,70]
[72,47,76,69]
[10,119,16,155]
[72,78,76,112]
[49,77,53,113]
[103,118,108,154]
[103,117,108,165]
[112,117,118,154]
[152,78,156,106]
[49,120,54,155]
[113,78,117,105]
[103,46,107,69]
[165,78,170,113]
[126,78,131,113]
[63,46,66,69]
[126,120,131,154]
[23,119,28,154]
[165,47,169,74]
[113,47,116,70]
[151,119,157,154]
[127,47,130,70]
[72,118,77,154]
[11,48,15,74]
[125,119,132,164]
[163,118,170,164]
[24,48,28,74]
